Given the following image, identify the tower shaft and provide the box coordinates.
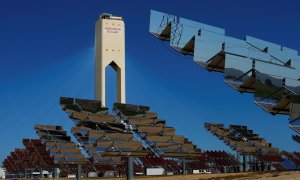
[95,14,126,106]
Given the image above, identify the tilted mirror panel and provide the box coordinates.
[254,61,288,114]
[170,17,224,55]
[287,78,300,121]
[149,10,175,40]
[193,31,225,71]
[224,36,248,57]
[246,36,282,51]
[224,54,254,93]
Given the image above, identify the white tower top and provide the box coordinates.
[95,13,126,106]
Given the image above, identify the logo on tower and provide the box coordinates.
[104,27,122,35]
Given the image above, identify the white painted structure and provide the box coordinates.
[146,168,164,175]
[88,172,98,177]
[0,168,5,179]
[95,13,126,106]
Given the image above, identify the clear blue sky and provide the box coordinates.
[1,0,300,164]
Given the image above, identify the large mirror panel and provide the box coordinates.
[170,18,224,55]
[286,78,300,122]
[254,61,288,114]
[193,31,225,72]
[149,10,175,40]
[224,54,254,93]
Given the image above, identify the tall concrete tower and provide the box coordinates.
[95,13,126,106]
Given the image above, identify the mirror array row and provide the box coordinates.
[149,10,300,130]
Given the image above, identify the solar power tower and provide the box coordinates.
[95,13,126,107]
[94,13,133,179]
[149,10,300,138]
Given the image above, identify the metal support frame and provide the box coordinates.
[247,42,291,66]
[127,157,134,180]
[40,168,43,178]
[181,160,186,175]
[76,164,82,180]
[157,14,175,35]
[30,169,33,179]
[113,106,164,157]
[242,155,246,172]
[52,168,59,179]
[170,19,183,47]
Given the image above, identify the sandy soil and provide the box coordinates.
[37,171,300,180]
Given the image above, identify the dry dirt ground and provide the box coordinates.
[37,171,300,180]
[133,171,300,180]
